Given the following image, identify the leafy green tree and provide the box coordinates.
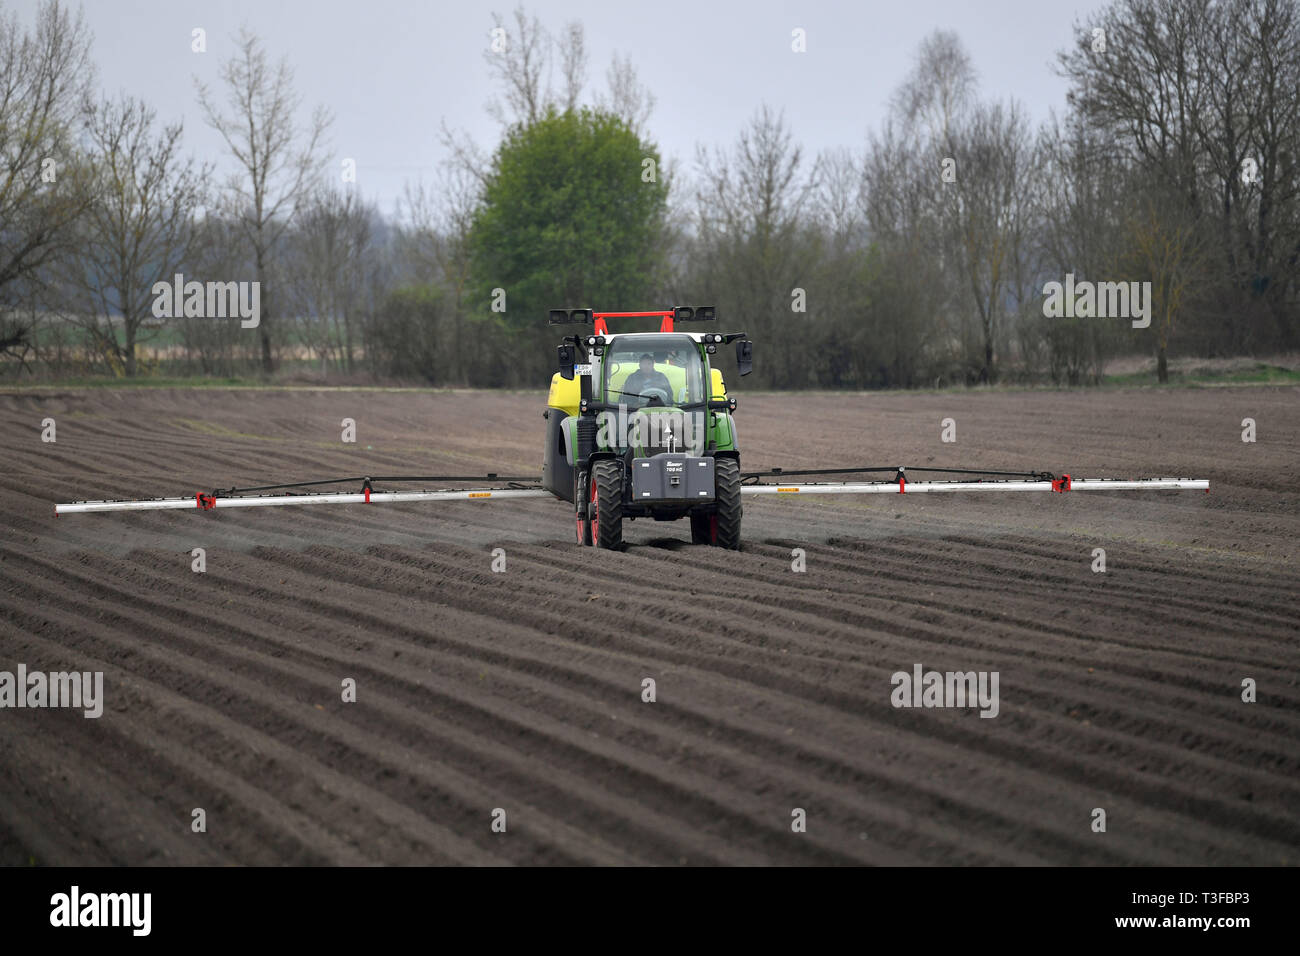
[469,107,668,381]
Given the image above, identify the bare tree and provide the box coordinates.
[862,120,953,384]
[437,118,492,190]
[58,95,208,376]
[1059,0,1210,214]
[484,6,551,126]
[1194,0,1260,302]
[813,148,866,248]
[691,106,820,386]
[1059,0,1300,359]
[0,0,94,362]
[1237,0,1300,348]
[944,100,1039,383]
[892,29,977,148]
[1035,111,1132,383]
[195,28,332,373]
[870,30,1038,384]
[1125,191,1210,382]
[557,20,585,112]
[283,185,377,374]
[398,164,480,380]
[597,53,656,136]
[181,213,246,375]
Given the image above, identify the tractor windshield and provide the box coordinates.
[601,334,705,408]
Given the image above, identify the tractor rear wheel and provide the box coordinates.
[711,457,742,550]
[590,459,624,550]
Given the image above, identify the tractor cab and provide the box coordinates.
[599,333,704,410]
[595,332,708,458]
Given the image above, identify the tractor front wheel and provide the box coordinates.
[710,457,742,550]
[590,459,624,550]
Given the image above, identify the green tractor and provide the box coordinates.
[541,307,753,549]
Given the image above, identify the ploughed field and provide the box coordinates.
[0,385,1297,865]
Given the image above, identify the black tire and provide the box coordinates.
[690,512,711,544]
[591,459,624,550]
[712,457,742,550]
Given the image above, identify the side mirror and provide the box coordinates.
[736,339,753,377]
[557,344,576,380]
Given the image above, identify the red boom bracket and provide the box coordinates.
[196,493,217,510]
[1051,474,1072,493]
[592,311,676,335]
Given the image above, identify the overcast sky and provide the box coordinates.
[18,0,1108,215]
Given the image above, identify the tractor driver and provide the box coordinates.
[623,353,673,404]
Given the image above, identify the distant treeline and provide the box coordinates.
[2,0,1298,388]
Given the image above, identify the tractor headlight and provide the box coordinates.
[706,344,716,354]
[586,336,596,346]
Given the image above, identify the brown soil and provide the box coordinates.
[1,385,1297,865]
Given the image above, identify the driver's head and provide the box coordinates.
[638,354,655,374]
